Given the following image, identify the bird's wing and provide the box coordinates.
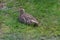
[23,13,38,23]
[19,14,27,23]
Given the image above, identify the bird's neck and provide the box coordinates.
[20,11,25,15]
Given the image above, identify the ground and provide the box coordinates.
[0,0,60,40]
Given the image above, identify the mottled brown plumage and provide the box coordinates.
[18,6,39,26]
[0,1,5,9]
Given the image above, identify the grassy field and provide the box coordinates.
[0,0,60,40]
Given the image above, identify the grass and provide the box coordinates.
[0,0,60,40]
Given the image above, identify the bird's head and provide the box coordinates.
[19,6,25,14]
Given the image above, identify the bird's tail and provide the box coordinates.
[31,20,39,26]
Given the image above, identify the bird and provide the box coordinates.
[0,1,5,9]
[18,6,39,26]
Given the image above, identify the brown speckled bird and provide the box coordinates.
[18,6,39,26]
[0,1,5,9]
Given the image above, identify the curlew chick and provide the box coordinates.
[0,1,5,9]
[18,6,39,26]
